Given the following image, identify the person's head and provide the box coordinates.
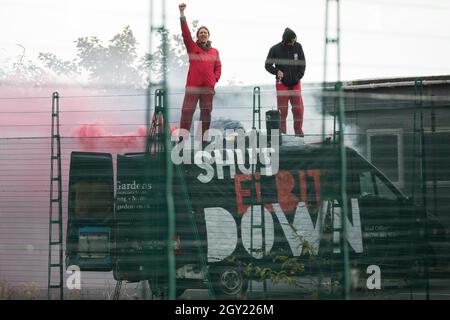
[196,26,210,44]
[282,27,297,46]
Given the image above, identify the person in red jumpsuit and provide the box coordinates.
[178,3,222,139]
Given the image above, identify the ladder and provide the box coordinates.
[252,86,261,130]
[249,87,267,295]
[47,92,64,300]
[250,87,263,263]
[137,88,167,300]
[147,89,165,154]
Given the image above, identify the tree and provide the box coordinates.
[39,25,142,88]
[37,22,199,89]
[1,23,202,89]
[38,52,79,77]
[142,20,199,87]
[1,44,47,85]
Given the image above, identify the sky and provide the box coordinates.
[1,0,450,85]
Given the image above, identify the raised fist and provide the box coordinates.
[179,3,186,11]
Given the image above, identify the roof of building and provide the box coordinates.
[342,75,450,90]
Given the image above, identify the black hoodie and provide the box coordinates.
[265,28,306,86]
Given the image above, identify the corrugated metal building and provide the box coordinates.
[324,75,450,226]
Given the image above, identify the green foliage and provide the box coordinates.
[79,26,137,86]
[228,253,307,288]
[225,243,311,288]
[145,20,198,85]
[2,22,200,88]
[73,25,142,87]
[1,45,46,84]
[35,22,199,88]
[38,52,79,76]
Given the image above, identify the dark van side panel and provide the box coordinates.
[113,153,168,282]
[179,142,437,291]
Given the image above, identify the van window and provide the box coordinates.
[359,169,398,201]
[359,171,375,197]
[74,181,113,220]
[78,232,109,259]
[374,174,397,200]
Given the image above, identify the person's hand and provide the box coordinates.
[276,70,284,81]
[179,3,186,12]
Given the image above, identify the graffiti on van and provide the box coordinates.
[204,188,363,262]
[171,128,280,181]
[178,142,369,264]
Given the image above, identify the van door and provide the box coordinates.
[66,152,115,271]
[349,152,414,287]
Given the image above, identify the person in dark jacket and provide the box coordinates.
[265,28,306,137]
[178,3,222,138]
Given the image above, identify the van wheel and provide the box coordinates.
[209,265,248,299]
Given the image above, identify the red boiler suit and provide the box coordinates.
[179,18,222,136]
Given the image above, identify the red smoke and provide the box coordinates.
[72,120,178,152]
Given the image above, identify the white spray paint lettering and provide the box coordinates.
[204,199,363,262]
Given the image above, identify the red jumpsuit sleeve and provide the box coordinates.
[180,18,196,53]
[214,51,222,82]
